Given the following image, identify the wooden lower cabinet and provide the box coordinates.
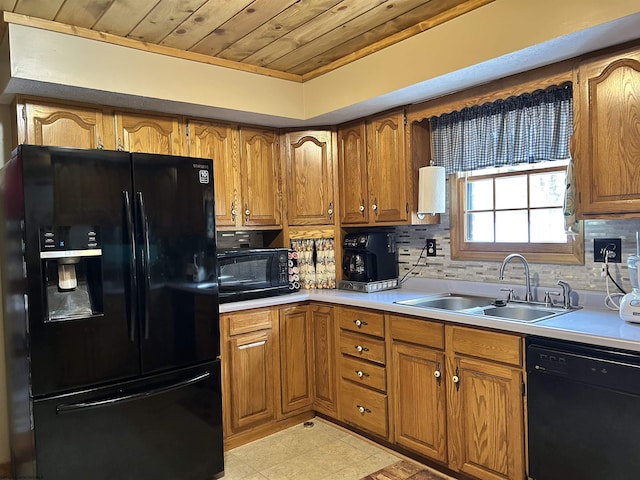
[221,304,526,480]
[390,316,526,480]
[340,380,388,438]
[221,308,278,436]
[446,354,524,480]
[311,304,339,416]
[278,305,314,416]
[337,307,389,440]
[392,342,447,462]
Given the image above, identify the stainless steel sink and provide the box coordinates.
[395,293,575,323]
[395,294,495,311]
[482,305,560,322]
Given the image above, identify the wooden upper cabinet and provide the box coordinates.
[366,110,410,223]
[114,112,182,155]
[19,99,111,149]
[187,119,239,228]
[576,46,640,217]
[284,130,335,226]
[239,127,281,227]
[338,122,369,224]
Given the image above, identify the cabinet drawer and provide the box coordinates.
[338,307,385,337]
[340,331,386,364]
[340,380,388,439]
[447,325,522,367]
[389,315,444,349]
[340,356,386,392]
[226,309,274,336]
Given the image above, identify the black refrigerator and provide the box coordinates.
[0,145,223,480]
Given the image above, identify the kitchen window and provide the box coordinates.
[450,160,583,264]
[430,82,583,264]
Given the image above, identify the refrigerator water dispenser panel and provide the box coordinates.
[40,225,104,322]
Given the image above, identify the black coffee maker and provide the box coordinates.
[342,232,398,283]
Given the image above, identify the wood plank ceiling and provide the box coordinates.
[0,0,492,80]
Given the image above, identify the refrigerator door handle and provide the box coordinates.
[136,191,151,340]
[123,191,137,342]
[55,371,211,414]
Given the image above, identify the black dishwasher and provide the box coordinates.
[527,337,640,480]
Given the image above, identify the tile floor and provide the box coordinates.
[222,418,453,480]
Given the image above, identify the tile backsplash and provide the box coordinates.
[395,214,640,293]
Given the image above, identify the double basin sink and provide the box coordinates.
[395,293,576,323]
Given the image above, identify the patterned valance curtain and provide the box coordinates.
[430,83,573,174]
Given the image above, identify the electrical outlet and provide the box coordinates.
[594,238,622,263]
[426,239,437,257]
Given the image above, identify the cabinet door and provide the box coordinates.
[227,327,277,433]
[21,100,110,149]
[446,355,525,480]
[115,112,182,154]
[285,130,334,225]
[278,306,313,416]
[366,111,410,223]
[391,342,447,463]
[576,48,640,216]
[187,119,239,227]
[239,127,282,227]
[311,305,338,416]
[338,122,369,224]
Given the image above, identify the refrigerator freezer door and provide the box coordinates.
[31,361,224,480]
[131,153,219,374]
[20,145,140,396]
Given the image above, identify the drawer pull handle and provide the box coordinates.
[356,405,371,415]
[355,345,369,353]
[355,370,370,378]
[353,319,368,328]
[238,340,266,350]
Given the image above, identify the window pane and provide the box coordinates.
[466,212,494,242]
[466,179,493,211]
[495,175,527,210]
[495,210,528,242]
[530,208,567,242]
[530,171,566,208]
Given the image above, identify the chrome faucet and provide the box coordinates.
[499,254,533,302]
[556,280,572,309]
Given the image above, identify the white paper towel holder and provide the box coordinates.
[417,162,446,219]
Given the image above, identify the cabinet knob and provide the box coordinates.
[372,199,378,213]
[453,367,461,391]
[244,204,250,219]
[355,345,369,353]
[355,370,370,378]
[359,201,365,214]
[452,375,459,383]
[434,370,441,379]
[356,405,371,415]
[328,202,333,218]
[353,319,368,328]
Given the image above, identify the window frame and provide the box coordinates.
[450,163,584,265]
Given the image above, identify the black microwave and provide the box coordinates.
[217,248,298,303]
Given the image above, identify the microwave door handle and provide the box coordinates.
[136,192,151,340]
[123,191,137,342]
